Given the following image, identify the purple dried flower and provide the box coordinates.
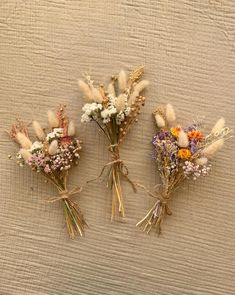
[189,140,198,154]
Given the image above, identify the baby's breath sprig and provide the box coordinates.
[9,106,87,239]
[137,104,232,234]
[79,66,149,220]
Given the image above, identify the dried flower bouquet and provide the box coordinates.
[9,106,86,239]
[137,104,232,234]
[78,66,149,220]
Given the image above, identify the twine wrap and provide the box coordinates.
[87,143,137,219]
[136,183,172,233]
[47,186,82,203]
[87,143,137,192]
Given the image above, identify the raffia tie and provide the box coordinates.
[135,183,172,216]
[87,143,136,192]
[47,186,82,203]
[108,143,128,173]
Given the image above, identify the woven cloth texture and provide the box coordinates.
[0,1,234,294]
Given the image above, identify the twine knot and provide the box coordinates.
[160,200,168,205]
[108,143,122,162]
[59,190,70,200]
[108,143,119,149]
[87,143,136,193]
[135,183,172,216]
[47,186,82,203]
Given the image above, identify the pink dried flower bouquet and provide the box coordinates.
[9,106,86,239]
[137,104,232,234]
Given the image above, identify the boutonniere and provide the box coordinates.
[78,66,149,220]
[9,106,87,239]
[137,104,232,234]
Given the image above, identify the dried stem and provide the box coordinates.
[108,145,125,220]
[136,194,171,234]
[45,171,87,238]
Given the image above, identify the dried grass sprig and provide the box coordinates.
[79,66,148,220]
[137,104,232,234]
[9,105,86,239]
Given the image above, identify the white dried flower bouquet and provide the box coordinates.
[78,66,149,220]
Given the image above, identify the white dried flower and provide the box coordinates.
[107,83,116,96]
[155,114,165,128]
[46,128,63,141]
[118,70,127,91]
[116,112,125,125]
[32,121,45,140]
[115,94,126,112]
[195,157,208,166]
[19,149,32,161]
[203,139,224,158]
[48,140,58,155]
[134,80,149,93]
[165,104,176,123]
[30,141,43,152]
[53,128,64,135]
[16,132,32,149]
[47,111,59,128]
[178,130,189,147]
[211,117,225,135]
[81,102,103,123]
[68,121,75,136]
[78,80,93,102]
[91,87,103,103]
[101,109,110,119]
[81,113,91,123]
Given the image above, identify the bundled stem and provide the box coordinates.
[9,106,86,239]
[137,163,186,234]
[63,198,86,238]
[107,144,125,220]
[136,189,172,234]
[47,173,86,239]
[80,67,147,220]
[93,128,136,220]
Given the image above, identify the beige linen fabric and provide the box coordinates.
[0,1,234,294]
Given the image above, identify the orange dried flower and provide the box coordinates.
[178,148,191,159]
[188,130,203,141]
[170,127,181,137]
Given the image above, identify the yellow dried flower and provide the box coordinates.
[178,148,191,159]
[171,127,181,137]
